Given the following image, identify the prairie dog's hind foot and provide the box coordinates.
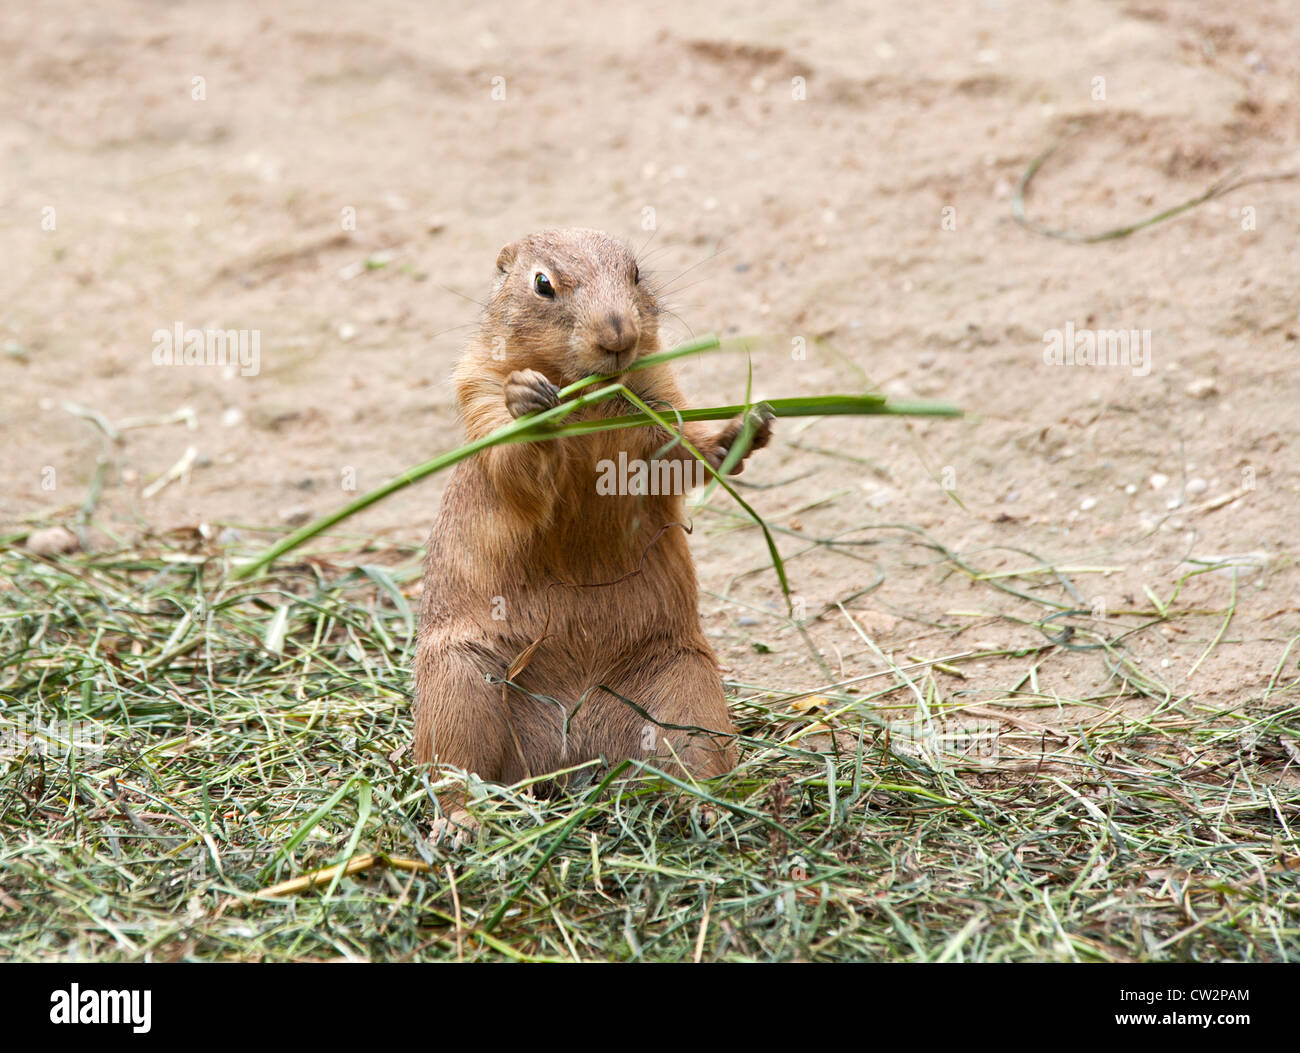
[426,807,481,850]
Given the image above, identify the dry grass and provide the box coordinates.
[1,526,1297,962]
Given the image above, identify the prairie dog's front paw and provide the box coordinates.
[504,369,559,419]
[712,405,774,474]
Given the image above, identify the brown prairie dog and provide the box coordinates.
[413,228,772,834]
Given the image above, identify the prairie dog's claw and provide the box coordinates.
[428,808,480,849]
[504,369,560,419]
[713,405,774,475]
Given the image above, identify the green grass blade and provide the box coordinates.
[230,334,962,579]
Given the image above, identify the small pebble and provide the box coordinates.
[1185,377,1218,399]
[338,323,358,342]
[1124,483,1137,495]
[221,407,243,428]
[737,616,759,627]
[1080,497,1097,511]
[1186,477,1208,495]
[26,526,79,556]
[1149,473,1169,490]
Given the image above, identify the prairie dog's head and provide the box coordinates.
[484,228,660,382]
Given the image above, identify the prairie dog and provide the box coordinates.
[414,228,771,830]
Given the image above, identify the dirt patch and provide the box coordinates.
[4,0,1298,744]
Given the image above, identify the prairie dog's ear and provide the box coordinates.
[495,242,518,274]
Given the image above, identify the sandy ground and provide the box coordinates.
[4,0,1298,749]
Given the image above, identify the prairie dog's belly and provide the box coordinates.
[441,561,694,639]
[425,538,696,649]
[423,442,699,644]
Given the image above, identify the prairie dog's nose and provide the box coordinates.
[595,312,639,355]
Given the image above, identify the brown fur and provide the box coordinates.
[413,228,771,821]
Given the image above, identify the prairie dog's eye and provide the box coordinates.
[533,271,555,299]
[632,264,640,284]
